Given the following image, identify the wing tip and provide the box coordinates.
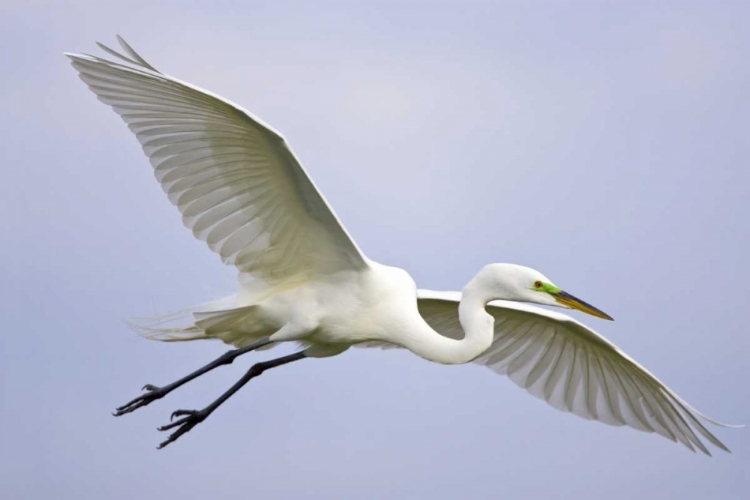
[671,392,745,429]
[65,36,160,73]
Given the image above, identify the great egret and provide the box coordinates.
[66,37,736,453]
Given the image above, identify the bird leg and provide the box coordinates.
[156,351,307,449]
[113,339,273,416]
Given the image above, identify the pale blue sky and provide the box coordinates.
[1,1,748,498]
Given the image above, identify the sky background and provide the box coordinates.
[1,0,748,498]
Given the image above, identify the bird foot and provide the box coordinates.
[156,409,211,449]
[113,384,169,416]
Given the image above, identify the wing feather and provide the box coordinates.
[507,330,549,380]
[67,37,368,282]
[580,344,598,420]
[589,350,626,426]
[524,327,562,390]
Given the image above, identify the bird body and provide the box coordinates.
[174,260,492,364]
[66,37,738,453]
[203,261,423,355]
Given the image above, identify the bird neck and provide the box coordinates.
[402,278,496,365]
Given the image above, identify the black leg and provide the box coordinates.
[114,339,273,416]
[156,351,307,449]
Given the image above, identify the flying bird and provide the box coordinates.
[66,37,737,453]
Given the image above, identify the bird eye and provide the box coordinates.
[534,281,543,289]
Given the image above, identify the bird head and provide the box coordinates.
[479,263,613,320]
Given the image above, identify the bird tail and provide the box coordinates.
[127,295,278,349]
[127,303,215,343]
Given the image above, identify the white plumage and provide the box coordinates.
[66,37,737,453]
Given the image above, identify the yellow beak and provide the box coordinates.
[553,291,614,321]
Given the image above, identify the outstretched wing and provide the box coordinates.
[416,290,735,455]
[66,36,368,282]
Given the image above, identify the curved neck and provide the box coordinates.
[400,274,497,365]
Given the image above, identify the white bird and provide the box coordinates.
[66,37,737,453]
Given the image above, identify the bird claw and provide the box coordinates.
[157,408,209,449]
[171,409,199,421]
[112,384,167,416]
